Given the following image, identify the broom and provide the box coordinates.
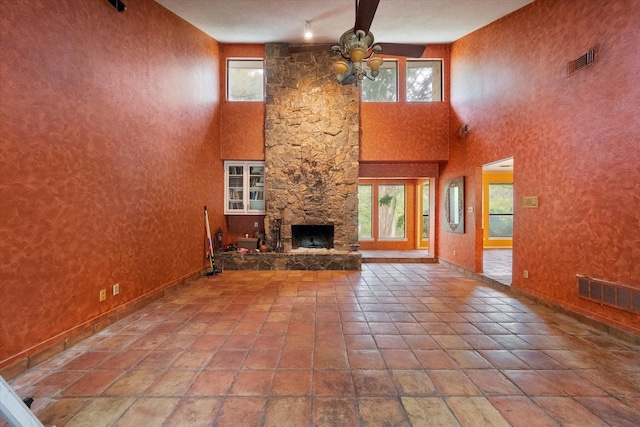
[204,206,221,276]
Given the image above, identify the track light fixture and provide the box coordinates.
[304,21,313,40]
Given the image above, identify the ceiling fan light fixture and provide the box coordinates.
[334,60,349,81]
[327,0,425,87]
[349,47,366,64]
[367,56,384,77]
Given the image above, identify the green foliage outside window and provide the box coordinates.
[407,60,443,102]
[358,183,407,240]
[228,60,264,101]
[361,61,397,102]
[489,183,513,237]
[378,184,405,239]
[358,184,372,239]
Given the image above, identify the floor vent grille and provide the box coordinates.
[568,48,596,76]
[577,274,639,313]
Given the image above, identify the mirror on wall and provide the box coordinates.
[444,176,464,233]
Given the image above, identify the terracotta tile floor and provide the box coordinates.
[483,249,512,286]
[4,264,640,426]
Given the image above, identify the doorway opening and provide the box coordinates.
[481,157,513,285]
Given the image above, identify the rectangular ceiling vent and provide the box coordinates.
[568,48,597,76]
[577,274,639,313]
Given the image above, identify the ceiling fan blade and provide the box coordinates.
[288,43,334,54]
[377,43,427,57]
[354,0,380,34]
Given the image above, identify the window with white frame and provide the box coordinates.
[406,60,443,102]
[227,59,264,101]
[361,60,398,102]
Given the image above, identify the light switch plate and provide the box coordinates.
[523,196,539,208]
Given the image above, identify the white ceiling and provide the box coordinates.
[154,0,534,45]
[484,158,514,172]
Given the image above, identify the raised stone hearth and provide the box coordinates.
[216,250,361,271]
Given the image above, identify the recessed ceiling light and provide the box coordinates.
[304,21,313,40]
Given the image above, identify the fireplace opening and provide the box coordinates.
[291,224,334,249]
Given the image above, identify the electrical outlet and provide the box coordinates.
[99,289,107,302]
[523,270,529,279]
[254,222,259,228]
[113,283,120,296]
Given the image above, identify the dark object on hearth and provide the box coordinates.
[214,227,223,251]
[257,236,268,252]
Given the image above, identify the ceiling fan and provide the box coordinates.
[289,0,427,86]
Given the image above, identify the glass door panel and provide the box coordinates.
[248,165,265,211]
[419,182,429,248]
[378,184,405,239]
[228,165,244,211]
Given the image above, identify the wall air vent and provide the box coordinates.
[568,48,596,76]
[577,274,639,313]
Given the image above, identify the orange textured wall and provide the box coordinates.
[220,44,265,160]
[360,45,450,162]
[443,0,640,333]
[225,215,266,247]
[0,0,222,366]
[218,45,265,240]
[359,162,439,179]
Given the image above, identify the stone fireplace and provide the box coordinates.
[263,44,360,253]
[215,44,361,270]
